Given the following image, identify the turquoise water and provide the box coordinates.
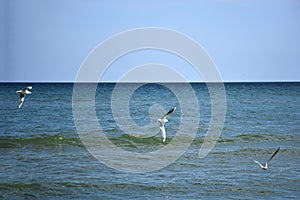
[0,83,299,199]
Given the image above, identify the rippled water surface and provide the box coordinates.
[0,83,299,199]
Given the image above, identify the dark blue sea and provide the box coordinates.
[0,82,299,199]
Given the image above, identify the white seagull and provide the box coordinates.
[157,106,176,142]
[16,86,32,108]
[254,147,280,170]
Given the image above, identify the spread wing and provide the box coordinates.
[253,160,264,168]
[161,106,176,119]
[22,86,32,91]
[160,125,166,142]
[267,147,280,163]
[21,86,32,93]
[19,94,25,108]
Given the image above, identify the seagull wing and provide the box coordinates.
[19,93,25,108]
[161,106,176,119]
[22,86,32,91]
[253,160,265,168]
[160,125,166,142]
[267,147,280,163]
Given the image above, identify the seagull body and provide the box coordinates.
[157,106,176,142]
[254,147,280,170]
[16,86,32,108]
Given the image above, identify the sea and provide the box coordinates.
[0,82,299,199]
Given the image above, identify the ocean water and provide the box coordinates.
[0,82,299,199]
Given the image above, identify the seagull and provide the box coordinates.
[157,106,176,142]
[16,86,32,108]
[254,147,280,170]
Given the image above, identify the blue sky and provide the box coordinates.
[1,0,299,82]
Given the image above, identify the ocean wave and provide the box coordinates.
[0,134,83,148]
[1,132,298,149]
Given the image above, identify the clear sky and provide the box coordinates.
[1,0,299,82]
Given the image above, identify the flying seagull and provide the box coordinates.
[254,147,280,170]
[16,86,32,108]
[157,106,176,142]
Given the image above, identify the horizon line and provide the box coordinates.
[0,80,299,84]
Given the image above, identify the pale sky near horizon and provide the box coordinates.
[0,0,299,82]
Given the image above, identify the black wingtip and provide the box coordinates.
[267,147,281,163]
[166,106,176,115]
